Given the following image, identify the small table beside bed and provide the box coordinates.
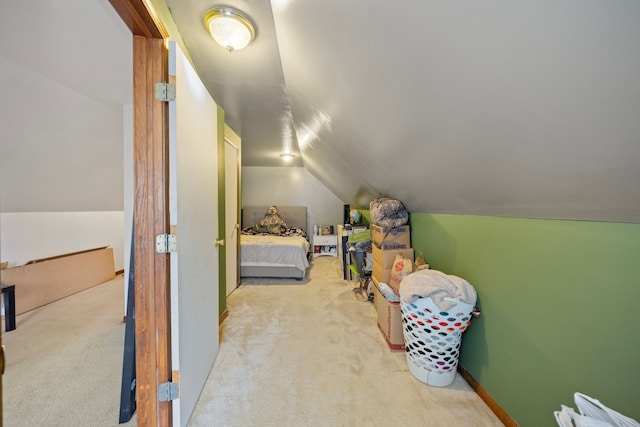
[240,205,311,280]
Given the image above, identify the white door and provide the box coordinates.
[168,41,220,427]
[224,139,239,296]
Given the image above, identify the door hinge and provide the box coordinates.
[158,381,179,402]
[155,82,176,102]
[156,234,177,253]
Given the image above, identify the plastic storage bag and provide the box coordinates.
[555,405,614,427]
[574,393,639,427]
[554,393,640,427]
[369,198,409,228]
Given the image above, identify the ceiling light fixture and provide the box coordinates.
[204,6,256,52]
[280,153,295,162]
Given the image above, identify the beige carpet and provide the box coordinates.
[188,256,503,426]
[1,257,503,426]
[2,275,134,427]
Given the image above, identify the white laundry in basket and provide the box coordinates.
[400,296,475,387]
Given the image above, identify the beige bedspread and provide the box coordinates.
[240,235,310,272]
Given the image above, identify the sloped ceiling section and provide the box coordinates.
[271,1,640,222]
[0,1,131,212]
[163,1,639,223]
[165,0,303,167]
[7,1,636,222]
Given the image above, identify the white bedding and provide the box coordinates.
[240,234,310,272]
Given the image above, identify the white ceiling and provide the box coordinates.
[0,1,131,108]
[2,0,640,222]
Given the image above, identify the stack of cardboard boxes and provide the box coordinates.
[371,222,413,351]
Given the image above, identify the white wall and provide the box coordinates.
[0,211,124,270]
[241,166,344,229]
[0,52,127,274]
[0,56,125,213]
[123,104,134,313]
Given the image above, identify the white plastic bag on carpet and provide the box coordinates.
[554,393,639,427]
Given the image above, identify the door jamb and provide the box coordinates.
[108,1,171,426]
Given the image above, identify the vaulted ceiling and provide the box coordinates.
[2,0,640,223]
[0,1,131,212]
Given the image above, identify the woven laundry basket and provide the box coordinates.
[400,296,474,387]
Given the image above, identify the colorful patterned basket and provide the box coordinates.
[400,296,474,387]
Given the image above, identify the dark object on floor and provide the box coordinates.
[2,284,16,331]
[119,233,136,423]
[353,276,373,302]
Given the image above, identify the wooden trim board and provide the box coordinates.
[458,365,519,426]
[219,308,229,324]
[0,247,116,315]
[24,246,108,264]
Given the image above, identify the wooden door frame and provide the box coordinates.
[108,1,171,426]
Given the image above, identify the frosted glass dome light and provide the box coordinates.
[204,7,256,52]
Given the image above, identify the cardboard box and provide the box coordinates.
[371,247,414,269]
[372,259,392,285]
[371,223,411,250]
[373,277,405,351]
[0,247,115,315]
[372,247,415,292]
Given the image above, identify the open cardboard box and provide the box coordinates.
[371,247,414,285]
[372,277,405,352]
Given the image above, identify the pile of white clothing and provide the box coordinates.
[399,269,477,311]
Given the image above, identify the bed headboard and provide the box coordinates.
[242,206,308,231]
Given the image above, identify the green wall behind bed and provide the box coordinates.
[409,213,640,426]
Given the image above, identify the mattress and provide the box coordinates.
[240,234,310,272]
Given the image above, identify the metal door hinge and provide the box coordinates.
[155,82,176,102]
[156,234,177,253]
[158,381,179,402]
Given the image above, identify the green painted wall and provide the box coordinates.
[217,105,226,318]
[359,209,371,225]
[410,214,640,426]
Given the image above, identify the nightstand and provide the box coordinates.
[312,234,338,257]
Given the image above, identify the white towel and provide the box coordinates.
[399,269,477,311]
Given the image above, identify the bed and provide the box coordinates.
[240,206,311,280]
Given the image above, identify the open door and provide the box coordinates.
[224,139,239,297]
[168,41,220,427]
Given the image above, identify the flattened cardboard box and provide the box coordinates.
[371,223,411,250]
[372,277,404,351]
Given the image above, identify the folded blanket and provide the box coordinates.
[399,269,477,311]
